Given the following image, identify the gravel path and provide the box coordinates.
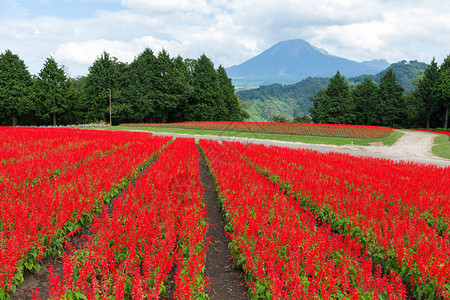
[146,130,450,168]
[345,130,436,158]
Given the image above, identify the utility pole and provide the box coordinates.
[107,88,112,128]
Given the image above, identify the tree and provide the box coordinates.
[416,58,440,128]
[271,115,289,122]
[122,48,159,123]
[34,57,72,125]
[189,54,225,121]
[67,76,87,124]
[376,69,405,127]
[217,65,248,121]
[154,49,188,123]
[0,49,33,125]
[82,51,123,123]
[435,68,450,129]
[292,114,312,123]
[170,56,192,122]
[403,90,423,128]
[352,77,378,125]
[310,71,355,124]
[309,88,327,123]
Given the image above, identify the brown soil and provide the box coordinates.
[10,258,62,300]
[197,145,249,299]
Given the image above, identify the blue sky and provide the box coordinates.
[1,0,449,77]
[0,0,123,19]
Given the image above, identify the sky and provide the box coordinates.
[1,0,449,77]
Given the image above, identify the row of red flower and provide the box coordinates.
[48,138,209,299]
[0,128,137,186]
[200,139,406,299]
[121,121,393,139]
[2,126,446,299]
[224,141,450,299]
[0,127,171,296]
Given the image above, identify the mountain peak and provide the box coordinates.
[226,39,389,89]
[264,39,330,57]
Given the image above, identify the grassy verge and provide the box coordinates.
[432,134,450,159]
[111,125,403,147]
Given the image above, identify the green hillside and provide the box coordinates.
[238,60,428,121]
[238,77,330,121]
[350,60,428,90]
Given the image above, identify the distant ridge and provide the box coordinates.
[238,60,429,122]
[226,39,390,89]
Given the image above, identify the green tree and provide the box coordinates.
[66,76,87,124]
[0,49,33,125]
[435,68,450,129]
[122,48,159,123]
[34,57,73,125]
[352,77,378,125]
[376,69,405,127]
[310,88,327,123]
[435,55,450,129]
[404,90,423,128]
[170,56,192,122]
[217,65,248,121]
[310,71,355,124]
[292,114,312,123]
[271,115,289,122]
[416,58,440,128]
[154,49,189,123]
[82,51,122,123]
[189,54,225,121]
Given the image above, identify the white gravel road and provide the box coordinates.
[344,130,437,158]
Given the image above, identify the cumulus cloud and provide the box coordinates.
[54,39,135,65]
[54,36,186,70]
[1,0,449,76]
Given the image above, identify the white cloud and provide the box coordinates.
[54,39,134,65]
[1,0,449,76]
[54,36,187,68]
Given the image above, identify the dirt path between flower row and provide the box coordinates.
[197,145,249,299]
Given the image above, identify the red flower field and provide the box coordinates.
[0,126,448,299]
[121,121,394,139]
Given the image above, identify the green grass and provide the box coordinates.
[112,125,403,146]
[432,134,450,159]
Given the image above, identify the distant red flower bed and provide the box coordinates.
[121,121,393,139]
[408,129,450,136]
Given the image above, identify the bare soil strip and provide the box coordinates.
[197,145,249,300]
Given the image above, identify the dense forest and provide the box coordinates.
[0,49,248,126]
[1,47,448,129]
[310,57,450,129]
[238,77,330,122]
[238,60,429,122]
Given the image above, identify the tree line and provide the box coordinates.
[0,49,248,126]
[310,56,450,129]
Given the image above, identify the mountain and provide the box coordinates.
[351,60,428,91]
[226,39,390,90]
[238,77,330,122]
[238,60,428,122]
